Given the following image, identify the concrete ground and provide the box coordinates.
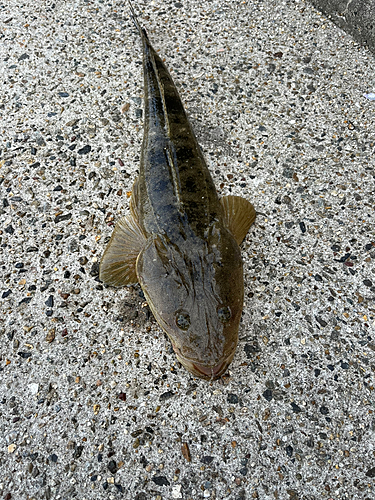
[1,0,374,499]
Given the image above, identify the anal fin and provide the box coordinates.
[99,214,146,286]
[220,195,256,245]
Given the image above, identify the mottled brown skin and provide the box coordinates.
[100,4,255,380]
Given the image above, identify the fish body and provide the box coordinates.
[99,3,256,379]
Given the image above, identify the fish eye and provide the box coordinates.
[176,311,190,330]
[218,306,231,323]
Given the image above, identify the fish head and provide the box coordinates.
[137,228,244,379]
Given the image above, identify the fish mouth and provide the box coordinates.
[191,360,228,380]
[171,342,235,380]
[174,349,234,380]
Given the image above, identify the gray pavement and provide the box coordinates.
[1,1,375,499]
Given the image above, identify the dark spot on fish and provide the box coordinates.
[218,306,231,323]
[176,311,190,330]
[185,177,196,192]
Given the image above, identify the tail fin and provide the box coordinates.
[128,0,149,40]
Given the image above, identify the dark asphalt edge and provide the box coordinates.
[307,0,375,55]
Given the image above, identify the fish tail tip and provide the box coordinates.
[127,0,148,40]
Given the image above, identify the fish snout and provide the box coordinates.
[192,360,228,379]
[172,342,236,379]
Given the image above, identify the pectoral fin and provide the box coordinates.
[220,195,256,245]
[99,214,146,286]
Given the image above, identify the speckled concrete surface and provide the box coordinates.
[1,1,375,499]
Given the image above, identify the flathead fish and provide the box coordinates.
[100,2,256,380]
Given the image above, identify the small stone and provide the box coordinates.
[8,444,16,453]
[36,137,46,146]
[68,239,79,252]
[320,405,329,415]
[181,442,191,462]
[108,460,117,474]
[285,445,293,457]
[262,389,273,401]
[45,329,55,343]
[78,145,91,155]
[45,295,54,307]
[291,402,302,413]
[55,213,72,223]
[133,438,140,449]
[160,391,174,401]
[29,383,39,395]
[287,489,298,499]
[18,351,32,359]
[135,493,147,500]
[131,429,143,439]
[152,476,170,486]
[200,456,214,465]
[90,262,100,276]
[73,446,84,459]
[365,467,375,478]
[66,119,79,127]
[227,393,239,404]
[172,485,182,499]
[100,167,115,179]
[315,316,327,327]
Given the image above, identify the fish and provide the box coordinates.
[99,1,256,380]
